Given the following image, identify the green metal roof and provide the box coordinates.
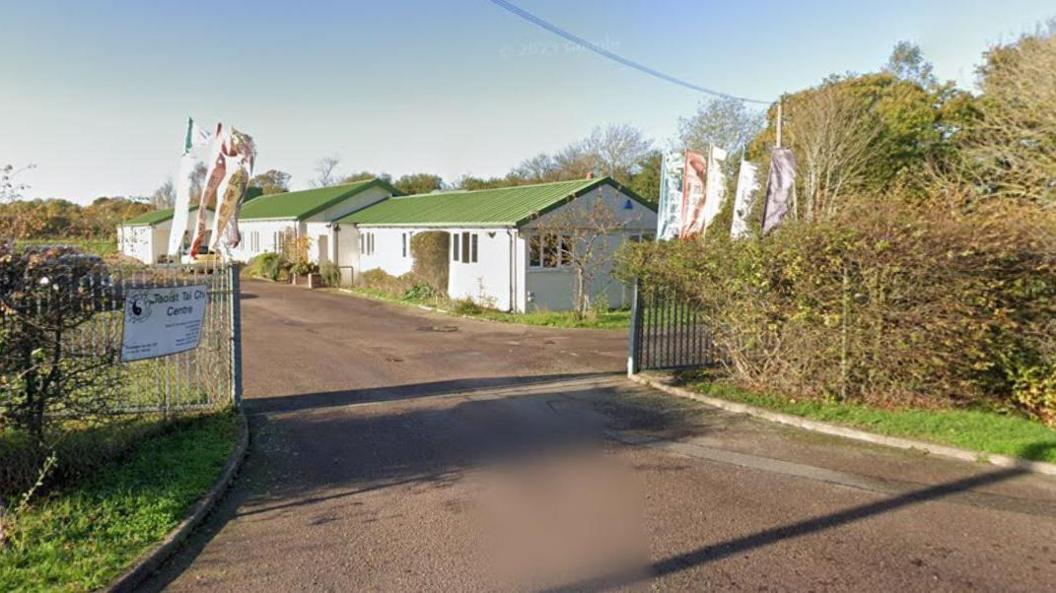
[337,177,653,227]
[123,205,205,226]
[239,178,397,221]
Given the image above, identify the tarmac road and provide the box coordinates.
[145,280,1056,593]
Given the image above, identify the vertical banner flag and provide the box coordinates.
[190,123,256,258]
[656,151,685,240]
[208,128,256,254]
[678,150,707,238]
[680,146,727,238]
[730,160,760,239]
[762,148,796,235]
[168,118,211,258]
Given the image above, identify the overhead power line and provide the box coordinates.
[488,0,773,105]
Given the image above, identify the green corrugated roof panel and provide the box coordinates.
[338,177,652,227]
[239,178,397,221]
[123,205,205,226]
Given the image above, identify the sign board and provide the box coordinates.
[121,284,209,362]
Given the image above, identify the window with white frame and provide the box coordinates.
[529,233,572,268]
[402,232,408,258]
[360,232,375,255]
[274,231,286,252]
[453,232,478,263]
[249,231,260,252]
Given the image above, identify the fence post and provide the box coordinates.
[627,278,641,376]
[229,263,243,409]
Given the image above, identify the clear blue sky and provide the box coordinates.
[2,0,1053,203]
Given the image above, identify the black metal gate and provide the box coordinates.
[628,279,717,374]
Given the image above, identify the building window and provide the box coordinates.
[402,233,407,258]
[470,233,478,263]
[274,232,286,252]
[460,232,470,262]
[452,233,460,261]
[249,231,260,252]
[529,233,571,268]
[368,233,374,255]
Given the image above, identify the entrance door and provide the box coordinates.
[317,235,329,263]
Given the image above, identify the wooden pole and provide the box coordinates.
[775,97,783,149]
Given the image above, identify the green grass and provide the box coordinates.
[685,378,1056,464]
[337,286,631,330]
[0,412,239,593]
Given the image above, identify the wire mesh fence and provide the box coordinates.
[628,279,719,374]
[1,259,239,420]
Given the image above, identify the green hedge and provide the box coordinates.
[619,198,1056,424]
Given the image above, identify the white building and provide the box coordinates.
[229,178,397,264]
[117,206,214,264]
[336,177,656,312]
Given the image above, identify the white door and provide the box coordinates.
[317,235,329,264]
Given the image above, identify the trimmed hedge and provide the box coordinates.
[618,198,1056,423]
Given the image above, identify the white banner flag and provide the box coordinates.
[762,148,796,235]
[190,123,256,258]
[730,160,760,239]
[656,151,685,240]
[168,118,211,258]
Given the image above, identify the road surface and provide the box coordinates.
[145,280,1056,592]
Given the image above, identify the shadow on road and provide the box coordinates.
[245,372,623,414]
[536,465,1037,593]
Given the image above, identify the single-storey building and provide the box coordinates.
[336,176,656,312]
[117,206,214,264]
[228,178,398,263]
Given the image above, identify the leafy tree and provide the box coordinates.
[679,97,765,157]
[151,179,174,209]
[584,123,652,181]
[628,150,662,205]
[393,173,443,195]
[883,41,938,88]
[956,24,1056,202]
[249,169,291,195]
[339,171,389,185]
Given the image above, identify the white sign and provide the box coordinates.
[121,284,209,362]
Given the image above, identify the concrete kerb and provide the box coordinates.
[105,411,250,593]
[629,373,1056,478]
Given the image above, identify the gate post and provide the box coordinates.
[627,278,642,376]
[229,263,243,408]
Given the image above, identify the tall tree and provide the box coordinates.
[393,173,443,195]
[249,169,291,195]
[628,150,662,205]
[584,124,652,182]
[679,97,765,157]
[958,24,1056,202]
[883,41,937,88]
[313,156,341,187]
[151,179,175,209]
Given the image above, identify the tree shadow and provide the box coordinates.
[536,465,1033,593]
[245,372,623,414]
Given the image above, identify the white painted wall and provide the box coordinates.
[356,227,415,277]
[447,228,517,312]
[520,185,656,312]
[227,185,391,264]
[334,184,656,313]
[228,219,298,262]
[117,223,163,264]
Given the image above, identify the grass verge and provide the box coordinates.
[683,377,1056,464]
[336,286,631,330]
[0,412,239,592]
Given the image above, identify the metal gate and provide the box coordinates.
[627,279,718,374]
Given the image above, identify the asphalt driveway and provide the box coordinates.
[145,280,1056,592]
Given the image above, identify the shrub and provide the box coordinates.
[618,196,1056,423]
[403,282,439,302]
[319,261,341,287]
[245,252,287,281]
[410,231,450,292]
[356,268,417,298]
[451,298,485,315]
